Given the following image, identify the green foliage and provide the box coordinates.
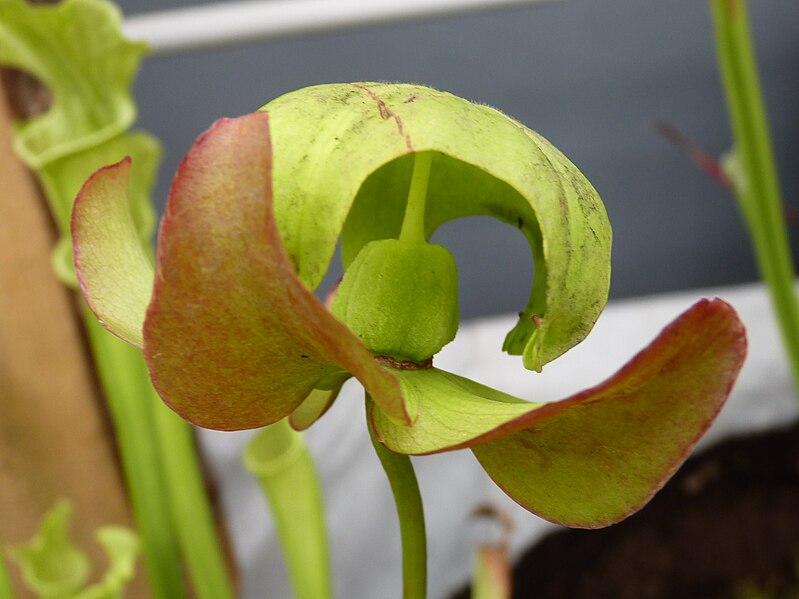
[0,0,145,169]
[0,0,159,288]
[8,501,138,599]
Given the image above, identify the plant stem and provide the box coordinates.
[710,0,799,396]
[366,396,427,599]
[244,420,332,599]
[85,310,236,599]
[82,312,186,599]
[399,152,433,244]
[152,399,235,599]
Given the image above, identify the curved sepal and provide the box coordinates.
[262,83,611,370]
[72,158,154,347]
[372,299,746,527]
[143,112,408,430]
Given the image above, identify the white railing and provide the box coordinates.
[123,0,557,55]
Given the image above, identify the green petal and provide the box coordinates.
[0,0,147,169]
[371,299,746,527]
[371,368,537,454]
[262,83,611,370]
[10,500,90,598]
[143,112,408,430]
[71,157,154,347]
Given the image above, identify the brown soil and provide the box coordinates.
[454,419,799,599]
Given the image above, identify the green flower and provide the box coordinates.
[72,83,746,528]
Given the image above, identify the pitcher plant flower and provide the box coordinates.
[72,83,746,531]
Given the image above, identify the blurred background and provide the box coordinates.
[117,0,799,319]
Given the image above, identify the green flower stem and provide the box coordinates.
[151,399,235,599]
[82,311,186,599]
[399,151,433,244]
[244,420,332,599]
[366,396,427,599]
[710,0,799,395]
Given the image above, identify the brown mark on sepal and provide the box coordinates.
[352,83,414,152]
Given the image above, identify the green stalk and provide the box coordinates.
[244,420,332,599]
[85,310,236,599]
[82,313,186,599]
[152,398,235,599]
[710,0,799,395]
[399,152,434,244]
[366,397,427,599]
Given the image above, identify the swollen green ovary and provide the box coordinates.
[331,238,459,363]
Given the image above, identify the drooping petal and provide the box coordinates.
[143,112,407,430]
[371,299,746,527]
[71,157,154,347]
[262,83,611,371]
[289,384,345,432]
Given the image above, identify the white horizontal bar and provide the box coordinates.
[123,0,557,56]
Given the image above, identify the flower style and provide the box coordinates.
[72,83,746,528]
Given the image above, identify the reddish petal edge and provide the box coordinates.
[143,112,408,430]
[472,298,747,528]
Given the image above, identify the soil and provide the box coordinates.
[452,419,799,599]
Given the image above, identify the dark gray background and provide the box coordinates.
[118,0,799,319]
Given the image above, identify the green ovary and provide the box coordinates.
[331,238,459,363]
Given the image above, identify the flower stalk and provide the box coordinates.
[710,0,799,396]
[367,397,427,599]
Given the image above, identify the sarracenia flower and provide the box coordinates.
[72,83,746,528]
